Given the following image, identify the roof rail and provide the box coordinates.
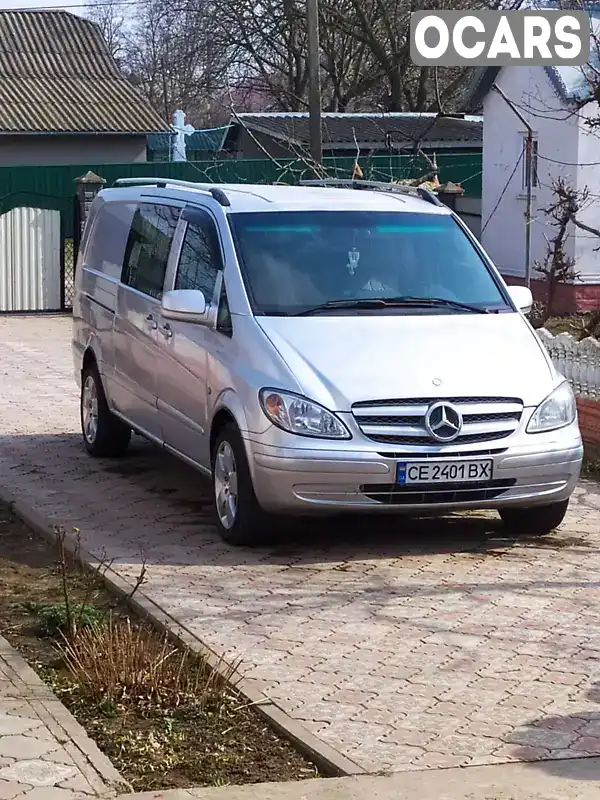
[113,177,231,207]
[299,178,444,207]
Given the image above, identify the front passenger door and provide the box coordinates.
[155,207,224,465]
[112,203,181,438]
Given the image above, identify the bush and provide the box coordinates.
[60,615,238,710]
[26,602,105,637]
[528,300,547,329]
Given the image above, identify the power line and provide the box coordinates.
[458,168,482,187]
[538,153,600,168]
[481,150,523,236]
[7,1,138,9]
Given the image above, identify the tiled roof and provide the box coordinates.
[0,10,169,134]
[225,112,483,150]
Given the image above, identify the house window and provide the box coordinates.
[522,137,538,191]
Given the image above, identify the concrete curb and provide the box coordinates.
[114,758,600,800]
[0,487,367,780]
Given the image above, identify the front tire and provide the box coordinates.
[211,423,273,546]
[80,364,131,457]
[500,500,569,537]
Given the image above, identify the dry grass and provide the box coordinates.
[60,614,239,711]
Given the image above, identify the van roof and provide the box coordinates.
[101,180,452,215]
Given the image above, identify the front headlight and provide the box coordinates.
[527,381,577,433]
[259,389,351,439]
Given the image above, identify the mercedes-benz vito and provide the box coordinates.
[72,178,583,545]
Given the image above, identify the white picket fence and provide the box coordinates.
[537,329,600,401]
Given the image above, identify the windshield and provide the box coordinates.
[229,210,511,316]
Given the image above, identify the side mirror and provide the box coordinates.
[161,289,209,325]
[507,285,533,315]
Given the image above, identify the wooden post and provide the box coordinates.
[306,0,322,169]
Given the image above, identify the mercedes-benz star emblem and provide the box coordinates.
[425,402,463,442]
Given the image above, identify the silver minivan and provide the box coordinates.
[72,178,583,545]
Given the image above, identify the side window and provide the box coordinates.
[85,202,136,281]
[175,213,223,302]
[122,204,180,299]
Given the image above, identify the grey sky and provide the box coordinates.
[0,0,84,12]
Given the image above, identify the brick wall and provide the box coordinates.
[577,398,600,455]
[503,275,600,314]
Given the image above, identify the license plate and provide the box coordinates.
[396,459,493,485]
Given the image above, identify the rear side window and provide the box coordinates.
[122,204,180,299]
[85,202,136,281]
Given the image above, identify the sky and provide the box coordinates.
[0,0,85,12]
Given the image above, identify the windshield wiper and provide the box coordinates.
[294,298,387,315]
[393,296,490,314]
[293,296,489,316]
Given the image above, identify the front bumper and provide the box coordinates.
[245,427,583,515]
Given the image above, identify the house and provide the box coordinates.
[467,57,600,313]
[0,10,169,166]
[221,112,483,159]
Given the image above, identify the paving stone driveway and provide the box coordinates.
[2,315,600,774]
[0,634,123,799]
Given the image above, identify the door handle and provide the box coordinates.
[145,313,158,330]
[159,323,173,339]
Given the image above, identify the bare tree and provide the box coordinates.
[325,0,523,113]
[101,0,228,125]
[214,0,309,111]
[318,0,380,111]
[535,177,583,319]
[214,0,527,117]
[87,0,522,127]
[86,0,128,69]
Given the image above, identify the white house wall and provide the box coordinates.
[482,65,578,282]
[573,102,600,284]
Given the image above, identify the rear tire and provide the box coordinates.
[80,363,131,457]
[211,423,274,546]
[500,500,569,537]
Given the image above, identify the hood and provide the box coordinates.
[256,312,556,410]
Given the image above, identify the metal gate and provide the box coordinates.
[0,206,63,312]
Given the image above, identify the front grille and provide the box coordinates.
[361,478,516,505]
[363,412,519,425]
[378,448,508,459]
[353,396,523,446]
[369,431,512,445]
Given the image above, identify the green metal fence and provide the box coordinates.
[0,151,482,312]
[0,152,482,239]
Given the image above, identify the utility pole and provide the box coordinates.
[491,84,533,288]
[306,0,322,168]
